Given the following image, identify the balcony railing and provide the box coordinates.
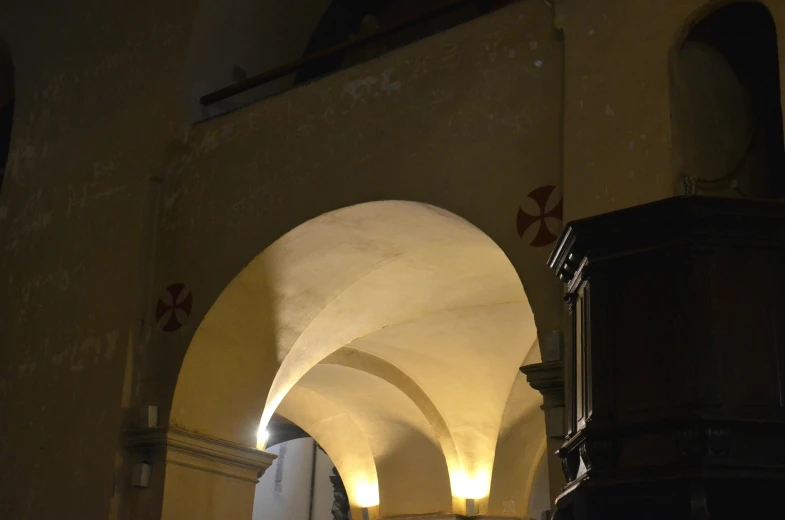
[199,0,513,106]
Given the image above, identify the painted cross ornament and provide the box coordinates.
[155,283,193,332]
[517,185,563,247]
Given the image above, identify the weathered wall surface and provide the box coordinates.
[0,1,199,519]
[0,0,562,516]
[9,0,784,518]
[558,0,785,221]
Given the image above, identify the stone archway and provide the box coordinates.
[149,201,543,519]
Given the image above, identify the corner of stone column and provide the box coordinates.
[521,330,565,440]
[125,425,278,483]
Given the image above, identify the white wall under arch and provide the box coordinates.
[527,450,551,519]
[253,437,340,520]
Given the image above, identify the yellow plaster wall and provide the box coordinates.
[7,0,783,518]
[0,1,200,518]
[161,463,258,520]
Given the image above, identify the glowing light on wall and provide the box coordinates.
[258,394,286,449]
[256,427,269,449]
[354,481,380,508]
[450,468,491,499]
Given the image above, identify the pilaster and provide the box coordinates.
[520,360,564,440]
[125,426,276,520]
[521,357,566,508]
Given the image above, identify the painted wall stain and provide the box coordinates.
[1,331,120,385]
[342,69,402,106]
[164,185,186,210]
[441,44,462,68]
[380,69,402,93]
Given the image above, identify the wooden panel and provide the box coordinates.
[612,258,668,418]
[549,197,785,519]
[575,286,585,430]
[587,272,614,422]
[689,246,721,407]
[713,249,783,411]
[565,297,577,437]
[775,257,785,417]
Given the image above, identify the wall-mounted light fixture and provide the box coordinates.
[466,498,477,516]
[132,462,152,488]
[355,482,380,510]
[140,405,158,428]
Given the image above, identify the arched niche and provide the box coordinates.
[671,1,785,198]
[0,41,14,192]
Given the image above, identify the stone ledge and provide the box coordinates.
[380,515,468,520]
[379,515,524,520]
[126,426,277,483]
[473,516,525,520]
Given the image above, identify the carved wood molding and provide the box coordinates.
[125,426,277,483]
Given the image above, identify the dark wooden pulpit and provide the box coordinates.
[548,196,785,519]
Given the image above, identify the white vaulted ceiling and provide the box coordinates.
[174,200,543,515]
